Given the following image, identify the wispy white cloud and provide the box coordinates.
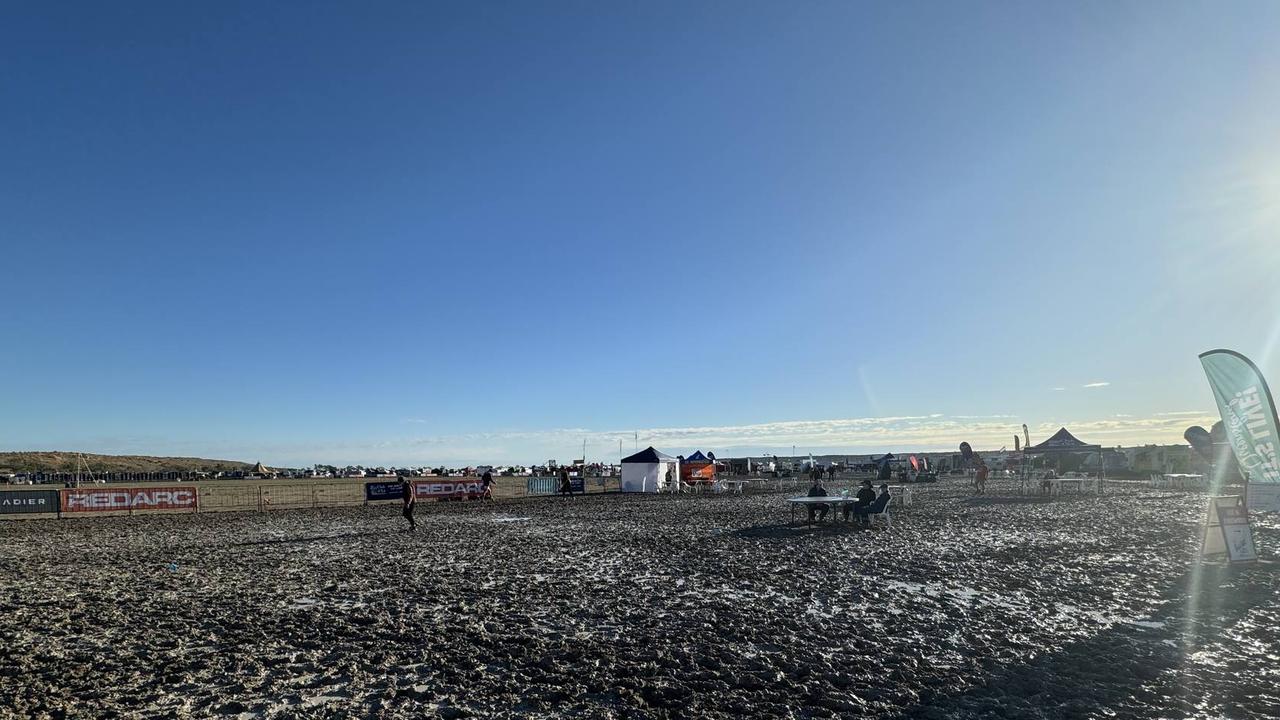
[1082,382,1111,388]
[1052,387,1066,391]
[402,418,428,424]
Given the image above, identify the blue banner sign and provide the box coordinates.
[365,481,406,501]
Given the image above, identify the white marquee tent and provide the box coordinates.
[621,446,680,493]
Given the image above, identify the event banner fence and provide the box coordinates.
[527,477,558,495]
[1,475,623,520]
[0,489,59,516]
[60,486,199,513]
[526,476,587,495]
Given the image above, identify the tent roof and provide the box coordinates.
[684,451,710,463]
[1026,427,1102,453]
[251,462,272,474]
[621,446,676,464]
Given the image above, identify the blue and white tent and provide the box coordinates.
[621,447,680,493]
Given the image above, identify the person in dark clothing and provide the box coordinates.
[559,467,574,497]
[842,479,876,522]
[400,476,416,532]
[806,477,830,524]
[481,470,494,501]
[853,484,892,526]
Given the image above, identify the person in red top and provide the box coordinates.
[974,460,989,495]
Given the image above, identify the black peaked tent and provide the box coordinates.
[1027,428,1102,454]
[1023,428,1105,484]
[621,447,675,464]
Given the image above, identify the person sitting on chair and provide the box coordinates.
[806,477,830,524]
[842,479,876,521]
[853,484,892,526]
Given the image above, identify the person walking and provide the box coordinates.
[481,469,494,501]
[400,475,416,532]
[559,466,574,498]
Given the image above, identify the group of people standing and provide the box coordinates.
[806,477,891,526]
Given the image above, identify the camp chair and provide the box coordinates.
[869,496,892,528]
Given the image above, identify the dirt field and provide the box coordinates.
[1,479,1278,719]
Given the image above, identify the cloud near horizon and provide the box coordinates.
[367,411,1218,466]
[15,412,1219,467]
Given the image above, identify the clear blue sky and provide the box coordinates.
[4,2,1280,466]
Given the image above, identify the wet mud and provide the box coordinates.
[1,479,1277,718]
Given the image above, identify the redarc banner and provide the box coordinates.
[60,486,199,513]
[413,480,484,499]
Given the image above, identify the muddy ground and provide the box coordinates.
[1,478,1278,719]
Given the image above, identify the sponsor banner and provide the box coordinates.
[365,481,406,501]
[1248,484,1280,514]
[1203,495,1257,563]
[1200,350,1280,508]
[527,476,585,495]
[0,489,60,515]
[61,486,198,513]
[527,477,557,496]
[414,480,484,499]
[1216,501,1257,563]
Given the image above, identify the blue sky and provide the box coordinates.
[4,2,1280,466]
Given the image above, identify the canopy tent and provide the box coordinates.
[680,450,716,484]
[1022,427,1106,481]
[621,447,680,493]
[250,462,274,477]
[1026,428,1102,454]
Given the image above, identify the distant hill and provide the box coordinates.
[0,452,251,474]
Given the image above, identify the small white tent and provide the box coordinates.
[621,446,679,493]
